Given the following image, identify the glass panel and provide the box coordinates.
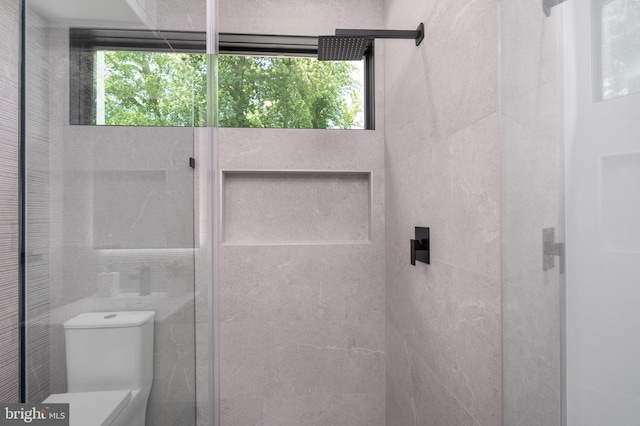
[566,1,640,424]
[502,0,640,424]
[71,37,365,130]
[500,1,564,425]
[22,1,200,425]
[599,0,640,100]
[97,51,208,127]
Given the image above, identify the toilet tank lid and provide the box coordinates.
[64,311,155,329]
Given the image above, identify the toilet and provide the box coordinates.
[43,311,155,426]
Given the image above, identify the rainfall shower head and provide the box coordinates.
[318,35,369,61]
[318,23,424,61]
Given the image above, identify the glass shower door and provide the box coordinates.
[565,0,640,424]
[22,1,201,424]
[500,1,565,425]
[502,1,640,425]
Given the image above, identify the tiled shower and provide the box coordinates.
[2,0,639,425]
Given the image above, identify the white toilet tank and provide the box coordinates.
[64,311,155,394]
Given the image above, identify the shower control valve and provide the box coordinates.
[411,227,430,266]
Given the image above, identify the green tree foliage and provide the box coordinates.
[217,56,362,128]
[101,51,363,129]
[103,51,207,126]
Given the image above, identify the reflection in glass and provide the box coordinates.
[97,51,208,126]
[601,0,640,100]
[22,1,198,424]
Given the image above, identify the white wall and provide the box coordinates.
[566,1,640,424]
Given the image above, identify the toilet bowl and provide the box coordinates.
[44,390,130,426]
[43,311,155,426]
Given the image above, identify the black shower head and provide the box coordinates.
[317,35,370,61]
[317,23,424,61]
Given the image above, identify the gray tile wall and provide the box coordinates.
[219,0,384,36]
[216,129,386,426]
[0,0,20,404]
[24,7,52,403]
[215,1,386,424]
[0,2,54,405]
[222,171,371,243]
[383,0,502,425]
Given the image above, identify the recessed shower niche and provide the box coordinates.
[92,170,169,249]
[222,170,372,244]
[59,126,197,251]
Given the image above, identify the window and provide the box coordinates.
[70,29,374,129]
[594,0,640,101]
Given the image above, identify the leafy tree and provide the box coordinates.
[101,51,363,129]
[103,51,207,126]
[217,56,362,128]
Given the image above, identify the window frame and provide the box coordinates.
[69,28,375,129]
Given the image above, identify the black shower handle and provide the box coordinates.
[410,227,430,265]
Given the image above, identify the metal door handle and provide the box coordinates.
[543,227,565,274]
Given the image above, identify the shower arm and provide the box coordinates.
[335,23,425,46]
[317,23,424,61]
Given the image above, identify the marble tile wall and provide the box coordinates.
[383,0,501,425]
[0,0,20,404]
[216,128,385,426]
[500,1,562,424]
[215,0,386,424]
[153,0,205,32]
[222,171,371,243]
[218,0,384,37]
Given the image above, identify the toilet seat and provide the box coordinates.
[43,389,131,426]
